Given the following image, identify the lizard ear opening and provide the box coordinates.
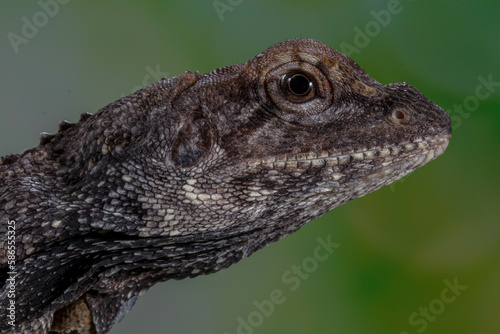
[171,116,214,168]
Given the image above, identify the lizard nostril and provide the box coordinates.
[393,109,405,120]
[390,108,410,124]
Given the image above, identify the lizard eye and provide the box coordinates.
[281,72,315,102]
[263,61,334,124]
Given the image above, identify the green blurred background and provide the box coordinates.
[1,1,499,333]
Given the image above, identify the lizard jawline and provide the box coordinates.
[244,135,450,170]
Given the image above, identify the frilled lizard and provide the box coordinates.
[0,39,451,334]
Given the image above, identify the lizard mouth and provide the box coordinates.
[245,135,450,170]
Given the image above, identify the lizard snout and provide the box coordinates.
[386,82,452,140]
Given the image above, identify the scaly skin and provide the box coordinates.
[0,39,451,333]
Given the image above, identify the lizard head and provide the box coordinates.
[0,39,453,333]
[33,38,451,236]
[1,39,452,333]
[170,39,451,209]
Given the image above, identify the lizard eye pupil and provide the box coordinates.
[279,72,317,103]
[287,74,312,96]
